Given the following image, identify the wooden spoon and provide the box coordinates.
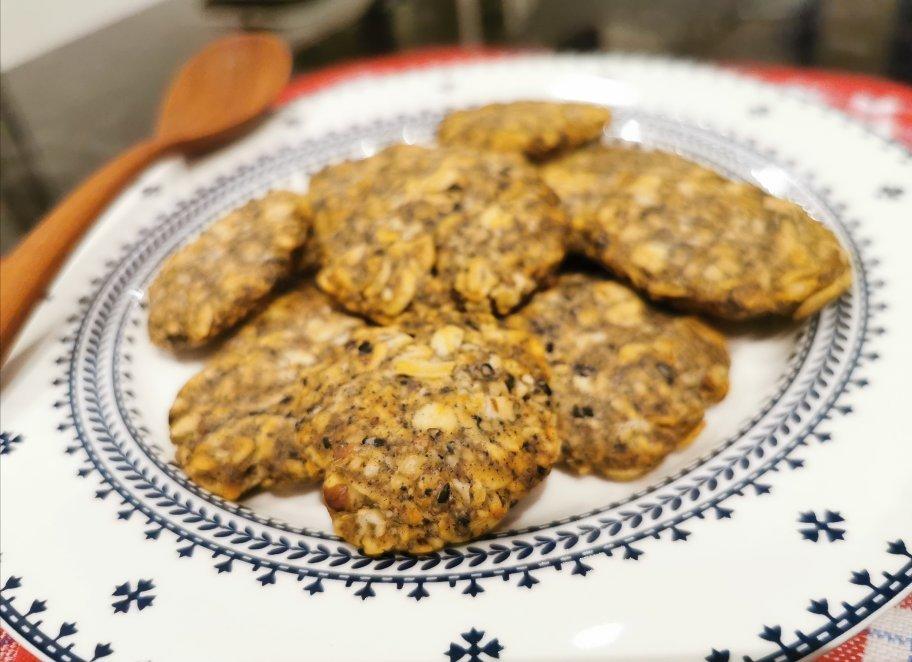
[0,33,292,362]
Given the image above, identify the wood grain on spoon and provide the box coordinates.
[0,33,292,363]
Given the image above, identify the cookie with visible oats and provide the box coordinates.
[540,144,852,320]
[393,278,498,338]
[437,101,612,161]
[509,273,729,480]
[305,323,559,555]
[307,145,565,323]
[148,191,314,350]
[169,283,363,500]
[224,282,363,354]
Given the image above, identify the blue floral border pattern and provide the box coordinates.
[797,510,847,543]
[706,539,912,661]
[42,109,890,612]
[0,576,113,662]
[0,431,24,455]
[111,580,156,614]
[445,628,504,661]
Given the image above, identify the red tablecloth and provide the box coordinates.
[2,48,909,662]
[275,46,912,147]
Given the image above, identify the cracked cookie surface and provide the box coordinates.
[437,101,611,161]
[307,145,565,322]
[509,273,729,480]
[302,323,559,555]
[541,144,852,320]
[149,191,314,349]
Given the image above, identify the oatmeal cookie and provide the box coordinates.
[224,282,363,353]
[307,145,565,322]
[541,144,852,320]
[394,278,498,338]
[148,191,313,349]
[437,101,611,161]
[169,283,363,499]
[171,345,320,500]
[509,273,729,480]
[302,324,559,555]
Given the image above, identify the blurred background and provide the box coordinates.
[1,0,910,253]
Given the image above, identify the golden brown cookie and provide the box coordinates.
[302,323,559,555]
[171,345,320,500]
[307,145,566,322]
[169,283,364,500]
[437,101,611,161]
[393,278,498,338]
[148,191,314,349]
[540,144,852,320]
[509,273,729,480]
[224,282,364,354]
[307,145,452,321]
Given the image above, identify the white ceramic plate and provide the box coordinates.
[2,54,910,662]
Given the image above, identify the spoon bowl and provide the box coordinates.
[0,33,293,363]
[157,33,291,149]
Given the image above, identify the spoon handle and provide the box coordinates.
[0,138,167,362]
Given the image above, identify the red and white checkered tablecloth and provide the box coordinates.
[2,48,910,662]
[818,593,912,661]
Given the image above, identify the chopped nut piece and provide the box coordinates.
[430,325,466,357]
[412,403,460,432]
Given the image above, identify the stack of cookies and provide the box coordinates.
[148,101,852,555]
